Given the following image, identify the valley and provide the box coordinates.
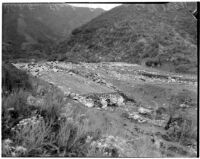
[9,61,197,157]
[2,2,198,157]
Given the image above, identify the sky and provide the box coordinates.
[68,3,121,11]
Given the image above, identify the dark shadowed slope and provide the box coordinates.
[54,2,197,74]
[2,3,104,60]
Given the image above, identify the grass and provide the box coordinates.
[2,61,197,157]
[2,62,32,93]
[14,116,52,155]
[12,117,90,157]
[39,91,64,122]
[2,87,95,157]
[167,111,197,145]
[2,62,94,157]
[134,136,163,157]
[3,85,166,157]
[164,93,197,146]
[2,89,35,139]
[1,62,114,157]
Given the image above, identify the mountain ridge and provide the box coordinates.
[54,2,197,74]
[2,3,104,60]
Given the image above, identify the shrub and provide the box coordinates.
[2,89,37,139]
[54,121,87,157]
[2,94,93,157]
[165,94,197,146]
[165,111,197,145]
[14,116,52,156]
[2,62,32,93]
[1,63,103,157]
[39,90,65,123]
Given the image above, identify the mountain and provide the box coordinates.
[2,3,104,60]
[54,2,197,74]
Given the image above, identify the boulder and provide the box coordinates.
[138,107,152,115]
[69,92,76,98]
[117,96,124,106]
[129,113,147,123]
[180,103,189,108]
[100,98,108,108]
[84,99,94,108]
[69,72,74,76]
[52,68,59,72]
[73,94,80,100]
[23,64,29,70]
[110,95,118,104]
[49,81,55,85]
[101,79,106,84]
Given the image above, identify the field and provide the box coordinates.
[2,61,197,157]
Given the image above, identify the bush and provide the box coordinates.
[2,62,32,93]
[2,89,37,139]
[165,94,197,145]
[2,89,93,157]
[14,116,52,156]
[165,112,197,145]
[1,63,102,157]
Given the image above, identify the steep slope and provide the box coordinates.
[55,3,197,74]
[2,3,104,60]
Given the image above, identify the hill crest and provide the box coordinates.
[54,3,197,74]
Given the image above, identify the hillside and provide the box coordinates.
[4,61,197,157]
[2,3,104,61]
[2,3,197,157]
[54,3,197,74]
